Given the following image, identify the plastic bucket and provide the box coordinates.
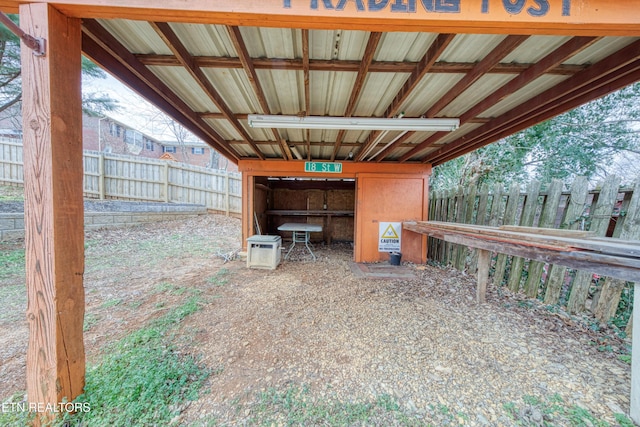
[389,252,402,266]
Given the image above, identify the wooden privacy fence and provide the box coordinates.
[0,137,242,215]
[428,175,640,324]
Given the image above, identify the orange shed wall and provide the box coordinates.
[238,160,430,264]
[355,174,429,263]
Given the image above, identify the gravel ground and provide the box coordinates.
[0,213,632,426]
[175,229,631,426]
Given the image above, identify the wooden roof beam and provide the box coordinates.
[302,29,311,160]
[396,34,529,163]
[400,35,599,162]
[331,31,382,161]
[432,61,640,165]
[427,35,529,118]
[425,38,640,165]
[227,25,291,160]
[150,21,265,159]
[136,54,586,75]
[355,33,455,161]
[81,19,240,162]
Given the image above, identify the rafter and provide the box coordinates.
[397,36,599,162]
[302,29,311,160]
[392,35,528,163]
[331,31,382,161]
[428,35,529,118]
[355,33,455,161]
[150,21,264,160]
[425,39,640,165]
[371,131,414,162]
[81,19,240,162]
[227,25,291,160]
[432,62,640,165]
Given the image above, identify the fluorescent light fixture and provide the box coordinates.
[248,115,460,131]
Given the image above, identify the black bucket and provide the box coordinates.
[389,252,402,266]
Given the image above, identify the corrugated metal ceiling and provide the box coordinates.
[82,18,640,165]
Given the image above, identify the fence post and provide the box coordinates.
[225,172,230,216]
[443,189,456,265]
[632,283,640,425]
[467,183,490,275]
[456,184,476,271]
[98,153,105,200]
[567,174,621,314]
[507,180,541,292]
[162,162,170,203]
[543,176,589,304]
[451,186,466,269]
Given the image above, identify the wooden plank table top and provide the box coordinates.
[403,220,640,286]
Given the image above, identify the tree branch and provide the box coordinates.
[0,93,21,114]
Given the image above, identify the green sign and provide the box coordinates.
[304,162,343,173]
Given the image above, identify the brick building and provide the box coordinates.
[0,109,236,171]
[82,115,237,171]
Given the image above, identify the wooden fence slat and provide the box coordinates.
[567,175,622,314]
[594,178,640,322]
[428,190,442,262]
[523,179,564,297]
[507,180,541,292]
[468,183,490,274]
[492,182,521,286]
[455,185,476,271]
[444,189,456,265]
[452,186,466,269]
[488,183,503,227]
[0,140,242,215]
[543,176,589,304]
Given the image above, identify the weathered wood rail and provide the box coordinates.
[428,176,640,324]
[404,221,640,302]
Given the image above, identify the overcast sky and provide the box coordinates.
[83,72,200,143]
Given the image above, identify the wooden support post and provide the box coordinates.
[477,249,490,303]
[20,3,85,420]
[633,282,640,424]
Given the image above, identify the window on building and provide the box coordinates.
[109,123,122,138]
[124,129,143,146]
[163,146,177,153]
[145,139,154,151]
[192,147,205,155]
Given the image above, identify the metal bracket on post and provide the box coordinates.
[0,12,46,56]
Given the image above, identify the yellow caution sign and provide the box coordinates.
[381,224,399,239]
[378,222,401,252]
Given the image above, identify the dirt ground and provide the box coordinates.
[0,213,633,426]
